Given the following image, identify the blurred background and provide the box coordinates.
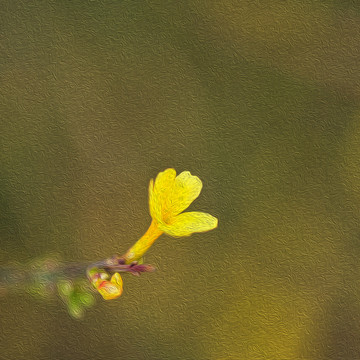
[1,1,360,359]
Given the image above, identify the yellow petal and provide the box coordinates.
[159,211,218,237]
[123,220,163,263]
[97,273,123,300]
[110,273,123,288]
[149,168,176,222]
[164,171,203,217]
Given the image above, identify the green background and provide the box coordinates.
[1,1,360,359]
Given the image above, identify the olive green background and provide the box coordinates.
[1,1,360,359]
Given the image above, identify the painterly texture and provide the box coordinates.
[123,168,217,264]
[1,1,360,359]
[89,168,217,300]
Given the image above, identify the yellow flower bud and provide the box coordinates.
[96,273,123,300]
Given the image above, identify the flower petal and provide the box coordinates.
[110,273,123,288]
[149,168,176,222]
[97,273,123,300]
[159,211,218,237]
[164,171,203,217]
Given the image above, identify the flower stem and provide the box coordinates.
[122,220,163,264]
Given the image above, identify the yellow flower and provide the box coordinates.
[149,168,218,237]
[123,169,218,263]
[96,273,123,300]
